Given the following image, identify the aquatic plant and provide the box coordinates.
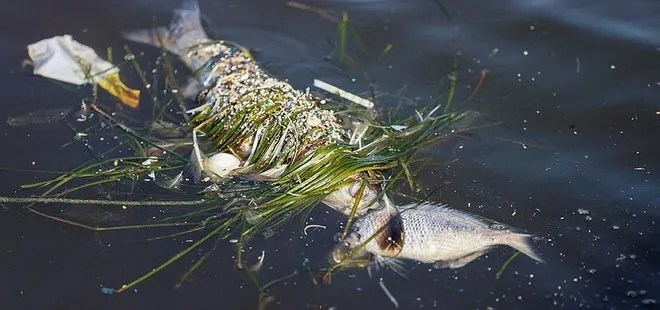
[3,7,488,305]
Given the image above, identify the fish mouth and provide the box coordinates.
[329,233,364,264]
[329,241,352,264]
[329,239,371,269]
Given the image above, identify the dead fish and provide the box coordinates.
[123,0,367,216]
[321,179,381,216]
[7,107,72,127]
[335,202,544,269]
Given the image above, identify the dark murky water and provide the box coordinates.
[2,0,659,309]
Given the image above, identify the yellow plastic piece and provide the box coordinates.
[98,73,140,108]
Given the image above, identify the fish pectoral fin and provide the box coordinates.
[368,255,408,278]
[433,251,486,269]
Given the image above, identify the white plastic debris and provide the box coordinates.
[313,79,374,109]
[28,35,116,85]
[27,35,140,108]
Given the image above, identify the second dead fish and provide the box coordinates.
[334,202,544,269]
[6,107,73,127]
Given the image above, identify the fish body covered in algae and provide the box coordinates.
[123,0,380,215]
[333,201,544,269]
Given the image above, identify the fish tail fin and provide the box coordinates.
[122,0,209,57]
[503,233,545,263]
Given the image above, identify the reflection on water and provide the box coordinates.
[1,0,659,309]
[520,0,660,46]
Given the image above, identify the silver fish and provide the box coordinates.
[335,202,544,269]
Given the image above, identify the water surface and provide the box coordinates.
[1,0,659,309]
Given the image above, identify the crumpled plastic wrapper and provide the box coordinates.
[27,35,140,108]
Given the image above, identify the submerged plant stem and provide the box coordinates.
[462,68,489,104]
[90,104,189,162]
[26,207,198,231]
[444,59,458,114]
[341,179,367,239]
[495,252,520,279]
[0,195,207,207]
[113,220,232,293]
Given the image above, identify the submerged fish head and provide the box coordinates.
[321,179,380,216]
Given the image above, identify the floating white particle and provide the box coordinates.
[642,299,657,305]
[523,50,529,56]
[303,224,326,235]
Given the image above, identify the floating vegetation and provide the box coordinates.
[3,0,496,307]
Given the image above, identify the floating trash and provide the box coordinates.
[27,35,140,108]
